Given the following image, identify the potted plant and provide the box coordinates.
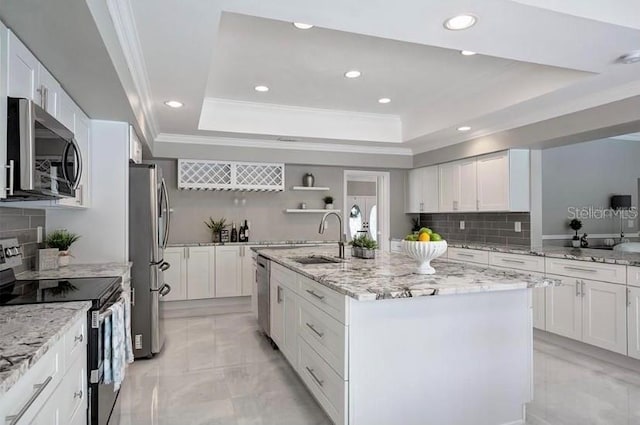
[569,219,582,248]
[411,217,421,234]
[46,229,80,267]
[349,234,378,259]
[205,217,227,243]
[323,196,334,210]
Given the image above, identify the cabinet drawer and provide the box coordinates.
[0,340,62,424]
[628,266,640,288]
[447,248,489,264]
[271,262,298,292]
[298,275,347,325]
[60,353,87,424]
[298,299,348,379]
[545,258,626,284]
[489,252,544,273]
[298,338,347,425]
[64,317,87,368]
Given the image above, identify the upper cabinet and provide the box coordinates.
[407,150,530,214]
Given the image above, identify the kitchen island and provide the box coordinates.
[256,245,555,425]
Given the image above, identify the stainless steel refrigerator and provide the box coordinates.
[129,163,172,358]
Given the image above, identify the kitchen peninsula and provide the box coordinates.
[256,245,555,425]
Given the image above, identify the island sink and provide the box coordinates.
[292,255,344,265]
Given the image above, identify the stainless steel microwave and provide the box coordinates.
[5,97,82,200]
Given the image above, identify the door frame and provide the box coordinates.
[343,170,391,252]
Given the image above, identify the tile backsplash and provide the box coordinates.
[419,212,531,247]
[0,207,46,273]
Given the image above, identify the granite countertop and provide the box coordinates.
[16,262,132,280]
[258,245,556,301]
[169,240,338,247]
[0,301,91,396]
[446,242,640,266]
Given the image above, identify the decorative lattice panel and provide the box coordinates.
[177,159,284,191]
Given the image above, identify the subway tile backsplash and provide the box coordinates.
[0,207,46,273]
[419,212,531,247]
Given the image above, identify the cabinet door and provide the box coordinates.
[57,109,90,208]
[477,151,509,211]
[215,245,241,297]
[57,91,76,133]
[545,274,582,340]
[458,158,477,211]
[582,279,627,354]
[629,287,640,360]
[282,286,299,368]
[162,248,187,301]
[406,169,423,213]
[186,247,214,300]
[438,162,459,212]
[532,286,546,331]
[30,399,60,425]
[420,166,439,213]
[7,31,38,100]
[270,278,285,348]
[240,246,254,296]
[36,65,61,117]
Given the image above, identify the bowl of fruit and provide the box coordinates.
[402,228,447,275]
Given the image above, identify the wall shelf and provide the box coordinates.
[291,186,331,191]
[284,209,341,214]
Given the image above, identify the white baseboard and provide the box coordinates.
[161,296,251,318]
[534,329,640,372]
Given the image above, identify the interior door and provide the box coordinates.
[545,274,582,340]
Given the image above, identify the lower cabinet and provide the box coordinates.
[186,247,215,299]
[215,245,241,297]
[163,247,187,301]
[627,286,640,360]
[270,270,298,365]
[532,286,546,331]
[545,275,583,340]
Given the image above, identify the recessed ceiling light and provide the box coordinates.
[618,50,640,64]
[164,100,183,108]
[378,98,391,104]
[293,22,314,30]
[457,126,472,132]
[444,14,477,31]
[461,50,477,56]
[344,70,361,79]
[254,85,269,92]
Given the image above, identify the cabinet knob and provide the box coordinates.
[74,390,83,399]
[74,334,84,343]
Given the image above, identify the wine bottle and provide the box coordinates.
[244,220,250,242]
[239,222,245,242]
[230,222,238,242]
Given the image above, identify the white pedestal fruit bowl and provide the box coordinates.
[402,240,448,275]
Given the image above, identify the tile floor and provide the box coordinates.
[116,313,640,425]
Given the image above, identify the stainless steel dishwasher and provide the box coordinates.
[256,255,271,338]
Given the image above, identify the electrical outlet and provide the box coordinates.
[514,222,522,233]
[629,219,635,228]
[459,220,465,230]
[135,334,142,350]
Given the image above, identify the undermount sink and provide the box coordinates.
[293,256,344,265]
[613,242,640,253]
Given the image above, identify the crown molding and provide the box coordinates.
[105,0,159,139]
[155,133,414,156]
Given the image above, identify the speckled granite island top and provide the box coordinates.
[169,240,338,247]
[0,302,91,396]
[256,246,556,301]
[16,262,132,280]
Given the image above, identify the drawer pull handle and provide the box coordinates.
[74,390,83,399]
[457,253,475,258]
[6,376,53,425]
[306,322,324,338]
[75,334,84,343]
[305,366,324,387]
[306,289,325,300]
[564,265,598,273]
[501,258,526,264]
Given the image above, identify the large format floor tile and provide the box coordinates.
[115,313,640,425]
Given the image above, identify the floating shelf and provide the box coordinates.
[291,186,331,191]
[285,209,341,214]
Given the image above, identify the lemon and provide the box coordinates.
[418,232,430,242]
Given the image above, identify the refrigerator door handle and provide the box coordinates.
[161,178,171,250]
[159,261,171,272]
[159,283,172,297]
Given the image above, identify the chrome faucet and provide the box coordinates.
[319,211,346,259]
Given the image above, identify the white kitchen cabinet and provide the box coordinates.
[581,279,627,355]
[545,274,582,341]
[477,150,530,212]
[270,266,299,366]
[438,161,460,212]
[282,285,299,366]
[7,30,38,101]
[186,247,215,300]
[36,64,61,117]
[129,125,143,164]
[215,245,241,297]
[57,107,91,208]
[406,166,438,213]
[241,245,255,296]
[458,158,477,211]
[532,286,546,330]
[162,247,187,301]
[628,286,640,360]
[57,90,76,132]
[270,274,285,349]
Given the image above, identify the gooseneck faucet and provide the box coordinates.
[319,211,346,259]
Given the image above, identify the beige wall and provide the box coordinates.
[153,160,410,243]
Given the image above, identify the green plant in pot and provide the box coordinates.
[349,234,378,259]
[46,229,80,267]
[205,217,227,243]
[411,217,421,233]
[323,196,334,210]
[569,219,582,248]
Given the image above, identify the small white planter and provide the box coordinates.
[58,250,71,267]
[402,240,448,275]
[325,203,334,209]
[571,240,580,248]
